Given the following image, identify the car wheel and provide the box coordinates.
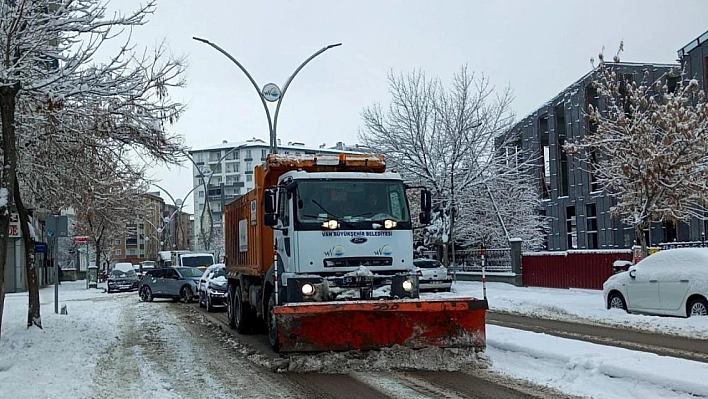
[206,294,213,313]
[199,291,205,308]
[687,297,708,317]
[171,298,180,303]
[139,286,153,302]
[608,291,627,312]
[266,294,280,352]
[181,286,193,304]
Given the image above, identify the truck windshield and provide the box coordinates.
[181,256,214,268]
[295,179,411,228]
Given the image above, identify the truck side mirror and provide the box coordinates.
[421,189,432,212]
[264,213,278,226]
[264,189,277,213]
[419,211,431,225]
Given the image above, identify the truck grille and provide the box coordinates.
[323,257,393,267]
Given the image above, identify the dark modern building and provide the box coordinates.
[501,62,681,251]
[678,30,708,90]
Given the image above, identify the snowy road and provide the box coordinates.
[4,281,708,398]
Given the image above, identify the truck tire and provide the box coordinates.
[266,294,280,352]
[227,285,237,329]
[233,286,255,333]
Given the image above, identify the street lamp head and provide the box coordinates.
[192,36,210,44]
[164,216,171,224]
[175,198,183,207]
[327,43,343,49]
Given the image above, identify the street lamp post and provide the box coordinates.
[192,37,342,154]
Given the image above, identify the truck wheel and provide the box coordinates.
[266,294,280,352]
[233,287,254,333]
[227,286,237,329]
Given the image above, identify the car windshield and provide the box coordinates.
[178,268,203,277]
[295,179,410,226]
[414,260,442,269]
[181,256,214,268]
[211,268,226,279]
[110,269,136,278]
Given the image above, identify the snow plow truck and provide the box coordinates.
[223,153,488,353]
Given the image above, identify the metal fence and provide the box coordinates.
[657,241,708,251]
[420,248,513,273]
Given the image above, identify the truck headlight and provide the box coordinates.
[301,282,316,296]
[322,219,339,229]
[402,279,414,292]
[384,219,397,229]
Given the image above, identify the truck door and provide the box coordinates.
[275,188,295,273]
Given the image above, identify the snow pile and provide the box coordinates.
[280,346,490,374]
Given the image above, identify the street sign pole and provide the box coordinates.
[54,236,58,314]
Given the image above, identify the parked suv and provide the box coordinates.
[138,267,203,303]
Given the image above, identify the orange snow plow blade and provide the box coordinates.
[274,298,488,353]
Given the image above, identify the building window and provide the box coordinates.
[246,161,252,171]
[114,249,122,256]
[554,103,569,197]
[663,220,677,243]
[226,163,239,173]
[261,149,267,160]
[705,56,708,91]
[539,208,549,250]
[114,239,121,245]
[586,204,598,249]
[209,151,220,162]
[225,149,239,160]
[538,114,550,199]
[585,85,599,134]
[566,206,577,249]
[198,191,204,198]
[246,174,253,182]
[589,150,599,192]
[245,149,252,159]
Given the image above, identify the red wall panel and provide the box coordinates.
[522,251,632,290]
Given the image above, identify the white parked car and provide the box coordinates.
[413,258,452,292]
[197,263,227,312]
[603,248,708,317]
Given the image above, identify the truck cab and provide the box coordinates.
[265,169,430,302]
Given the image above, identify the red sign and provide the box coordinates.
[74,236,88,244]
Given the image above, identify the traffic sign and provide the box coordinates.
[74,236,88,244]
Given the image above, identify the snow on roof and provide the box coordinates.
[189,138,364,154]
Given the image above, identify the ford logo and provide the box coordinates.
[350,236,367,244]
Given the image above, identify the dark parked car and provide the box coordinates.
[197,264,227,312]
[138,267,203,303]
[107,269,140,293]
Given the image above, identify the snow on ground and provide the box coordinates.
[422,280,708,339]
[2,280,708,398]
[422,281,708,398]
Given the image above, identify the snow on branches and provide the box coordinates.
[564,59,708,256]
[360,66,545,260]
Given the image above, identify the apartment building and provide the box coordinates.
[109,193,191,265]
[188,138,363,248]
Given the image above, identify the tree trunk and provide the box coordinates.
[15,176,41,329]
[0,83,20,342]
[635,223,648,259]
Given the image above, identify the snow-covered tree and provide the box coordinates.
[565,53,708,257]
[456,162,548,250]
[360,66,534,265]
[0,0,185,340]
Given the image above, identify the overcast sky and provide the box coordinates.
[107,0,708,212]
